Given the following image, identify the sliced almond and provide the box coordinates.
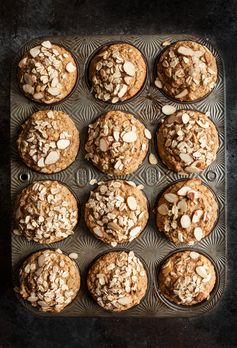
[162,104,176,115]
[47,87,60,96]
[45,151,60,165]
[99,138,109,152]
[178,232,184,242]
[23,84,34,95]
[185,165,201,173]
[113,130,120,141]
[122,131,137,143]
[118,297,132,305]
[194,227,203,241]
[180,153,193,164]
[111,96,119,103]
[182,113,190,124]
[37,158,45,167]
[69,252,78,260]
[190,251,200,260]
[177,199,187,213]
[29,47,40,58]
[123,61,135,76]
[196,265,208,278]
[164,193,178,203]
[127,196,137,210]
[66,62,76,73]
[154,80,162,90]
[177,46,194,56]
[57,139,70,149]
[33,92,44,100]
[41,41,52,49]
[144,128,152,139]
[149,153,158,165]
[192,210,203,223]
[118,84,128,98]
[130,226,141,237]
[158,203,169,215]
[175,89,188,99]
[107,222,122,232]
[177,186,192,196]
[162,40,171,46]
[180,214,191,228]
[196,120,209,128]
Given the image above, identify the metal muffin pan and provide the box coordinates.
[11,35,226,317]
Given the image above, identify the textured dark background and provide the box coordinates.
[0,0,236,347]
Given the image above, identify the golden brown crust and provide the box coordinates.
[85,180,149,246]
[19,249,80,312]
[155,179,218,245]
[85,110,149,175]
[158,250,216,305]
[87,251,147,312]
[156,41,217,101]
[157,110,219,173]
[89,43,147,102]
[17,110,80,174]
[18,41,77,104]
[15,180,78,244]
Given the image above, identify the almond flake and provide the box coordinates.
[66,62,76,73]
[155,79,162,88]
[196,120,209,128]
[30,47,40,58]
[190,251,200,260]
[130,226,141,237]
[177,186,192,196]
[149,153,158,165]
[192,210,203,223]
[122,131,137,143]
[57,139,70,149]
[113,130,120,141]
[45,151,60,165]
[123,61,135,76]
[47,87,60,96]
[180,153,193,164]
[185,165,201,173]
[127,196,137,210]
[99,138,109,152]
[37,158,45,167]
[194,227,203,241]
[196,265,208,278]
[118,297,132,305]
[177,46,194,56]
[33,92,44,100]
[162,104,176,115]
[164,193,178,203]
[41,41,52,49]
[144,128,152,139]
[23,84,34,95]
[182,113,190,124]
[118,84,128,98]
[69,252,78,260]
[175,89,188,99]
[158,203,169,215]
[162,40,171,46]
[178,232,184,242]
[180,214,191,228]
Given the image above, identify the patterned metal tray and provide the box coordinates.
[11,35,226,317]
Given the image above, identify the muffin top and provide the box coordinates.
[87,251,147,312]
[157,110,219,173]
[155,179,218,245]
[155,41,217,102]
[158,250,216,305]
[18,40,77,103]
[15,180,78,244]
[85,180,149,246]
[89,43,147,103]
[85,110,150,176]
[17,110,80,174]
[18,249,80,312]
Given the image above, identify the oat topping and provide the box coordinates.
[15,181,78,244]
[85,110,149,176]
[85,180,149,245]
[87,251,147,311]
[158,251,216,305]
[17,110,79,174]
[18,41,77,103]
[155,41,217,101]
[157,110,219,173]
[18,249,80,312]
[156,179,218,245]
[89,43,146,103]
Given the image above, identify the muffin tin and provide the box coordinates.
[11,35,226,317]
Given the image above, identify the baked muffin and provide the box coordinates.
[157,110,219,173]
[18,40,77,103]
[85,180,149,246]
[155,179,218,245]
[85,110,150,175]
[158,250,216,305]
[15,180,78,244]
[18,249,80,312]
[17,110,79,174]
[89,43,146,103]
[87,251,147,312]
[155,41,217,102]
